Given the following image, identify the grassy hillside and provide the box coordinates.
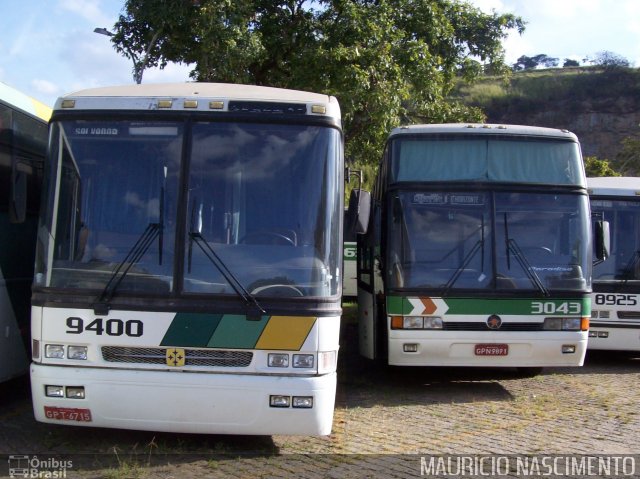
[450,66,640,167]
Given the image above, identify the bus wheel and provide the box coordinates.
[516,367,543,378]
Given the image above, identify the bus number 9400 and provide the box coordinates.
[66,317,143,337]
[594,294,637,306]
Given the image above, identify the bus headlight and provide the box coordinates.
[403,317,424,329]
[67,346,88,360]
[423,317,443,329]
[292,354,314,368]
[392,316,443,329]
[543,318,581,331]
[268,353,289,368]
[45,344,65,359]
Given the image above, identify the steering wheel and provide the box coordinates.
[250,284,304,297]
[239,231,295,246]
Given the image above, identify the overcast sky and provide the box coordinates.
[1,0,639,107]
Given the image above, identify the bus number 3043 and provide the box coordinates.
[66,317,144,337]
[531,302,582,314]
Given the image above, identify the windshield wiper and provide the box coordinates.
[441,239,484,296]
[188,231,266,319]
[439,220,486,295]
[506,238,550,297]
[504,212,549,297]
[94,222,162,315]
[619,250,640,287]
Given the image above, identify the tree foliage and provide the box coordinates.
[585,51,631,69]
[584,156,620,177]
[512,54,559,71]
[612,136,640,175]
[562,58,579,68]
[110,0,523,166]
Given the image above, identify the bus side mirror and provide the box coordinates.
[594,220,610,263]
[346,188,371,235]
[9,160,27,224]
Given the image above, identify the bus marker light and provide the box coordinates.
[268,353,289,368]
[581,317,590,331]
[45,385,64,398]
[292,396,313,408]
[598,331,609,338]
[67,346,88,360]
[391,316,404,329]
[561,345,576,354]
[209,101,224,109]
[403,343,418,353]
[60,99,75,109]
[292,354,314,368]
[269,395,290,408]
[45,344,65,359]
[65,387,85,399]
[311,105,326,114]
[32,339,40,360]
[318,351,337,374]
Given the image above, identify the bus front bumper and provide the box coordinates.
[388,332,588,367]
[31,363,336,435]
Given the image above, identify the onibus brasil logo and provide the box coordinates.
[8,455,73,478]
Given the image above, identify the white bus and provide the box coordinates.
[588,176,640,351]
[30,83,344,435]
[349,124,607,374]
[0,82,50,383]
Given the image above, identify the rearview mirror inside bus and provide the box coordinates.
[594,220,610,263]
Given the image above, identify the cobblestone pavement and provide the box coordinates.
[1,316,639,478]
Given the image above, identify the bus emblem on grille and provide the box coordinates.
[166,348,186,367]
[487,315,502,330]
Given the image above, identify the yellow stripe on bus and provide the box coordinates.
[255,316,316,350]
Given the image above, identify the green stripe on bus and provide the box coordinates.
[160,313,223,347]
[444,298,589,315]
[386,296,590,316]
[207,314,269,349]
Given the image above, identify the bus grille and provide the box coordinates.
[101,347,253,367]
[443,322,544,331]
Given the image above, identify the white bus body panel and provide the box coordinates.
[31,365,336,435]
[31,307,339,435]
[588,177,640,352]
[388,328,588,367]
[590,292,640,351]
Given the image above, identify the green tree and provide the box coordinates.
[110,0,524,167]
[584,156,620,177]
[613,136,640,175]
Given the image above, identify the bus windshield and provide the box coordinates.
[36,119,341,298]
[592,197,640,283]
[387,190,591,292]
[391,137,584,185]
